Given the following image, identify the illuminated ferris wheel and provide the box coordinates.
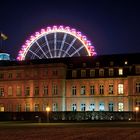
[17,25,97,60]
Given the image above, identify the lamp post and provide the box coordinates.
[46,106,50,123]
[135,106,139,122]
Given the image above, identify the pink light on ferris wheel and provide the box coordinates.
[17,25,97,60]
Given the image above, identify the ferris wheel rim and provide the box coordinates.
[17,25,97,60]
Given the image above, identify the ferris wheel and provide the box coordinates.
[17,25,97,60]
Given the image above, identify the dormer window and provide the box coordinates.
[82,63,86,67]
[90,69,95,77]
[136,66,140,74]
[72,70,77,78]
[99,69,104,77]
[81,70,86,77]
[96,62,100,67]
[109,69,114,76]
[110,61,114,66]
[118,68,123,75]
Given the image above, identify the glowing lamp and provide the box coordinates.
[46,107,50,112]
[135,107,139,112]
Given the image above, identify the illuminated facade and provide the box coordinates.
[0,53,140,112]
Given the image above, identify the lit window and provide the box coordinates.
[43,86,48,96]
[81,70,86,77]
[90,69,95,77]
[108,102,114,111]
[118,84,123,94]
[8,86,13,96]
[109,84,113,94]
[16,104,21,112]
[34,87,39,96]
[52,84,57,95]
[25,87,30,96]
[109,69,114,76]
[72,86,76,95]
[118,68,123,75]
[99,84,104,95]
[81,86,86,95]
[34,104,40,111]
[0,104,4,112]
[118,103,124,111]
[90,85,95,95]
[80,104,86,111]
[99,102,105,111]
[72,70,77,78]
[99,69,104,77]
[136,82,140,93]
[25,103,30,111]
[72,104,77,111]
[0,87,4,97]
[53,103,58,111]
[89,104,95,111]
[42,103,48,111]
[16,86,22,96]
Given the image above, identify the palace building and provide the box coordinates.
[0,53,140,112]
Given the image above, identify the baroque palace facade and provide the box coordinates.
[0,53,140,112]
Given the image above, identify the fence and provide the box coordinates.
[0,111,137,122]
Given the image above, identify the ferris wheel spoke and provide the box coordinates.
[70,45,84,57]
[36,41,48,58]
[62,37,77,57]
[28,50,41,59]
[17,26,96,60]
[71,46,80,56]
[54,33,57,57]
[44,35,53,58]
[58,33,67,57]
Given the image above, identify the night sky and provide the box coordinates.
[0,0,140,59]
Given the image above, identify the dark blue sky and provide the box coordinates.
[1,0,140,59]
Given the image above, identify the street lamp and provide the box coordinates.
[135,106,139,122]
[46,106,50,123]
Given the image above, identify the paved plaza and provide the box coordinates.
[0,122,140,140]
